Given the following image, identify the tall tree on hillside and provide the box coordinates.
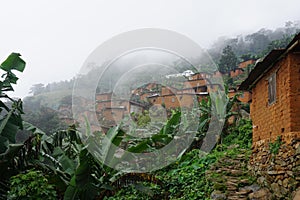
[218,45,238,74]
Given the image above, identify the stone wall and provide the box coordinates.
[249,137,300,199]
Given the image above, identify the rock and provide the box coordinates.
[287,170,293,176]
[228,196,246,200]
[236,188,251,195]
[227,186,238,191]
[295,142,300,150]
[226,181,239,187]
[257,176,266,185]
[239,179,249,184]
[293,188,300,200]
[283,178,289,188]
[230,169,244,176]
[271,182,283,197]
[296,145,300,155]
[211,190,226,200]
[275,159,287,167]
[267,170,285,175]
[241,184,261,193]
[250,188,272,200]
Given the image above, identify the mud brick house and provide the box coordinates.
[96,92,113,101]
[228,89,252,103]
[96,99,129,112]
[240,34,300,143]
[147,93,199,110]
[161,86,178,96]
[140,91,158,101]
[95,91,146,128]
[98,106,126,126]
[184,77,206,88]
[239,33,300,199]
[188,72,212,80]
[238,59,256,69]
[230,68,244,77]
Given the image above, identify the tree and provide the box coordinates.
[29,83,45,95]
[22,106,67,136]
[218,45,238,74]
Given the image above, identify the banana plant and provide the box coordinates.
[0,53,26,198]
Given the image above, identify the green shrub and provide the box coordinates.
[223,119,252,148]
[269,136,283,155]
[8,170,57,200]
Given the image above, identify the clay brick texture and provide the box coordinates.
[238,59,256,69]
[251,53,300,143]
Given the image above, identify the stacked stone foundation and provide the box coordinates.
[249,132,300,199]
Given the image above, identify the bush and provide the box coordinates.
[223,119,252,149]
[8,170,57,200]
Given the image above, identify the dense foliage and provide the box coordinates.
[8,170,57,200]
[106,119,253,199]
[0,52,250,199]
[218,45,238,73]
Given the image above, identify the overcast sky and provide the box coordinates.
[1,0,300,98]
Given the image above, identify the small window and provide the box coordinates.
[268,73,276,104]
[161,97,164,103]
[171,97,175,103]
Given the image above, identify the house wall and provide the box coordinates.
[251,53,300,144]
[96,93,113,101]
[200,72,212,79]
[183,79,206,88]
[101,108,125,125]
[148,94,196,109]
[177,88,195,94]
[140,93,150,101]
[289,53,300,132]
[96,100,129,112]
[230,68,244,77]
[161,87,177,96]
[238,59,255,69]
[189,73,203,80]
[248,54,300,199]
[148,96,162,105]
[162,95,180,109]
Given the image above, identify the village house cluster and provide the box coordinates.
[92,60,254,130]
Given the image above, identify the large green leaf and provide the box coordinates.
[63,176,78,200]
[64,149,102,200]
[0,136,9,154]
[0,108,22,144]
[161,112,181,136]
[0,53,25,72]
[127,140,150,153]
[101,126,124,166]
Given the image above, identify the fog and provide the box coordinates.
[1,0,300,98]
